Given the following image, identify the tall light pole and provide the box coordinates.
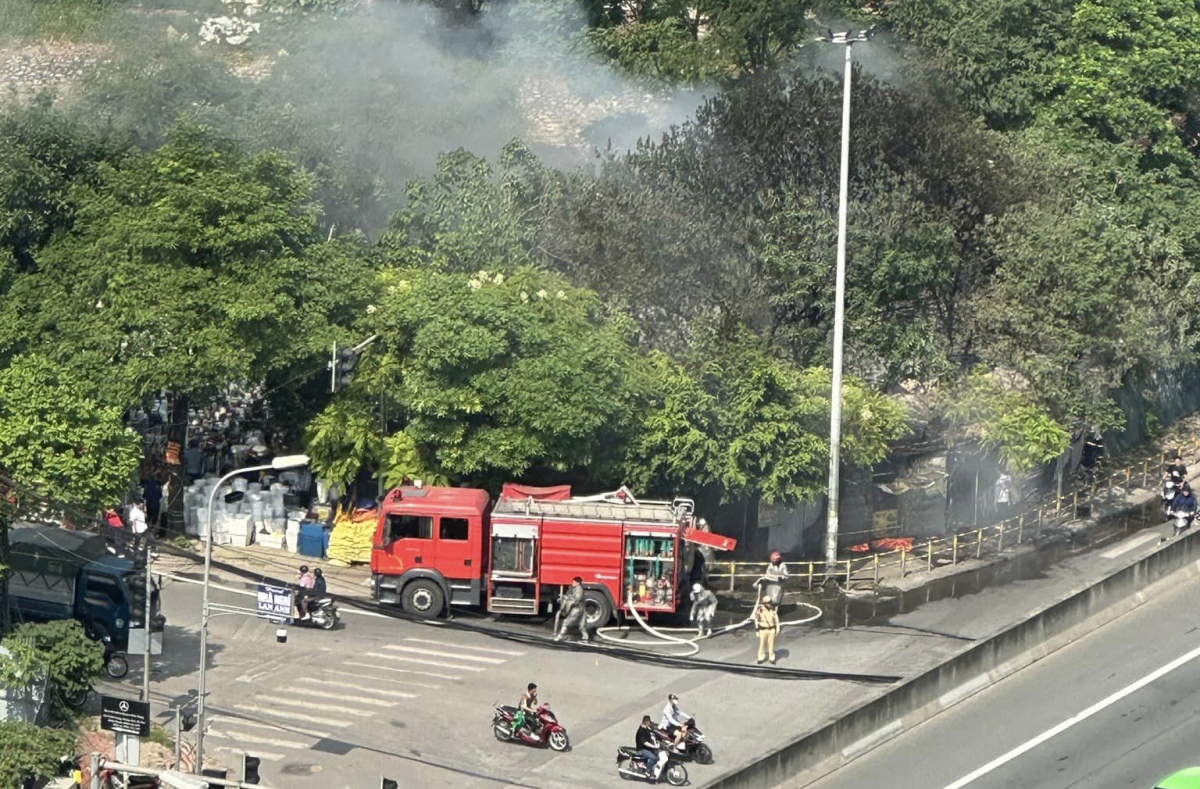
[821,29,872,572]
[194,454,310,775]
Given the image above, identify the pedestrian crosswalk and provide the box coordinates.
[205,636,523,763]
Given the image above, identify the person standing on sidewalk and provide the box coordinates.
[754,599,781,665]
[128,498,148,557]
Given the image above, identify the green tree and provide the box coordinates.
[0,355,141,511]
[4,621,104,719]
[0,720,76,788]
[943,369,1071,471]
[626,332,908,502]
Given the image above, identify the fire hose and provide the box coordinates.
[595,579,822,656]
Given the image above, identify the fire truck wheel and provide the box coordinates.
[402,579,445,618]
[582,589,613,628]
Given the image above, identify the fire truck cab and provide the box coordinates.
[370,483,735,626]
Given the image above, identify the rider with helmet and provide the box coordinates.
[295,565,315,620]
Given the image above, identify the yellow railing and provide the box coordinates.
[707,438,1200,592]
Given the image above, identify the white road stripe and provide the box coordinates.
[1099,532,1161,559]
[308,678,427,696]
[233,704,353,727]
[940,641,1200,789]
[381,644,503,665]
[364,651,484,673]
[301,688,397,706]
[253,695,375,716]
[343,660,460,681]
[209,715,330,739]
[214,746,286,762]
[405,637,523,657]
[207,729,309,749]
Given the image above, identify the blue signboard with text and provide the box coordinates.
[257,583,294,624]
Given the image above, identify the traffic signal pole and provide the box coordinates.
[142,549,153,705]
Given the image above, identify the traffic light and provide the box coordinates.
[381,779,398,789]
[330,343,361,392]
[242,754,261,785]
[129,571,147,622]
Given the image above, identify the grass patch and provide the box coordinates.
[0,0,112,44]
[147,723,175,750]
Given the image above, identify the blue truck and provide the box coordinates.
[6,523,162,649]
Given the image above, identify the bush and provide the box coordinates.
[0,720,77,788]
[5,621,104,709]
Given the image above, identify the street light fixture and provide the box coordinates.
[194,454,311,775]
[818,28,872,572]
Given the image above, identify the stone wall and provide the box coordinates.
[0,43,109,106]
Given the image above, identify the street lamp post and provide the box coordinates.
[194,454,311,775]
[821,29,871,572]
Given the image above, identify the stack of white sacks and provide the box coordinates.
[183,476,307,551]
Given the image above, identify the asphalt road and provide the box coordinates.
[803,570,1200,789]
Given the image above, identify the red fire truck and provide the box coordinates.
[370,483,736,626]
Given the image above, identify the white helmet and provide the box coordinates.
[692,583,703,593]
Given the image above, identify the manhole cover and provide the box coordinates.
[280,765,322,776]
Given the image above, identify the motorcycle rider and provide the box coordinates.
[689,583,718,637]
[295,565,315,620]
[635,715,666,781]
[659,693,690,736]
[1170,481,1198,530]
[554,576,590,642]
[513,682,540,738]
[1166,456,1189,484]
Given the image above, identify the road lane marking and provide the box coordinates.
[214,746,286,762]
[344,660,461,681]
[299,688,397,706]
[939,641,1200,789]
[382,644,505,664]
[210,715,331,739]
[1099,532,1161,559]
[252,695,375,716]
[319,674,439,691]
[233,704,354,727]
[207,729,309,749]
[405,638,523,656]
[364,651,485,672]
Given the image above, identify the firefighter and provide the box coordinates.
[756,550,788,607]
[690,583,718,637]
[554,576,590,642]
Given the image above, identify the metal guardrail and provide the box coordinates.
[708,439,1200,592]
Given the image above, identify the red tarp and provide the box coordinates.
[847,537,915,553]
[500,483,573,502]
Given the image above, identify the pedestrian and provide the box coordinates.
[104,506,127,554]
[554,576,590,642]
[754,599,781,665]
[689,583,718,637]
[142,473,163,532]
[128,498,148,557]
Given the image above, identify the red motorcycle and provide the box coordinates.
[492,703,571,752]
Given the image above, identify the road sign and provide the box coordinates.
[100,695,151,737]
[256,583,294,624]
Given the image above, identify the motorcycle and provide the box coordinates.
[1169,509,1195,538]
[492,703,570,751]
[657,721,714,765]
[615,746,688,785]
[295,596,339,630]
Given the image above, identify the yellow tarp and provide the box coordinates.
[326,507,378,565]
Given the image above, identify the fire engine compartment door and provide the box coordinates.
[683,526,737,552]
[490,521,538,578]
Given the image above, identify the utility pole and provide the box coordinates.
[142,548,153,705]
[821,28,873,572]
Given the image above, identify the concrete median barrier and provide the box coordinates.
[703,527,1200,789]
